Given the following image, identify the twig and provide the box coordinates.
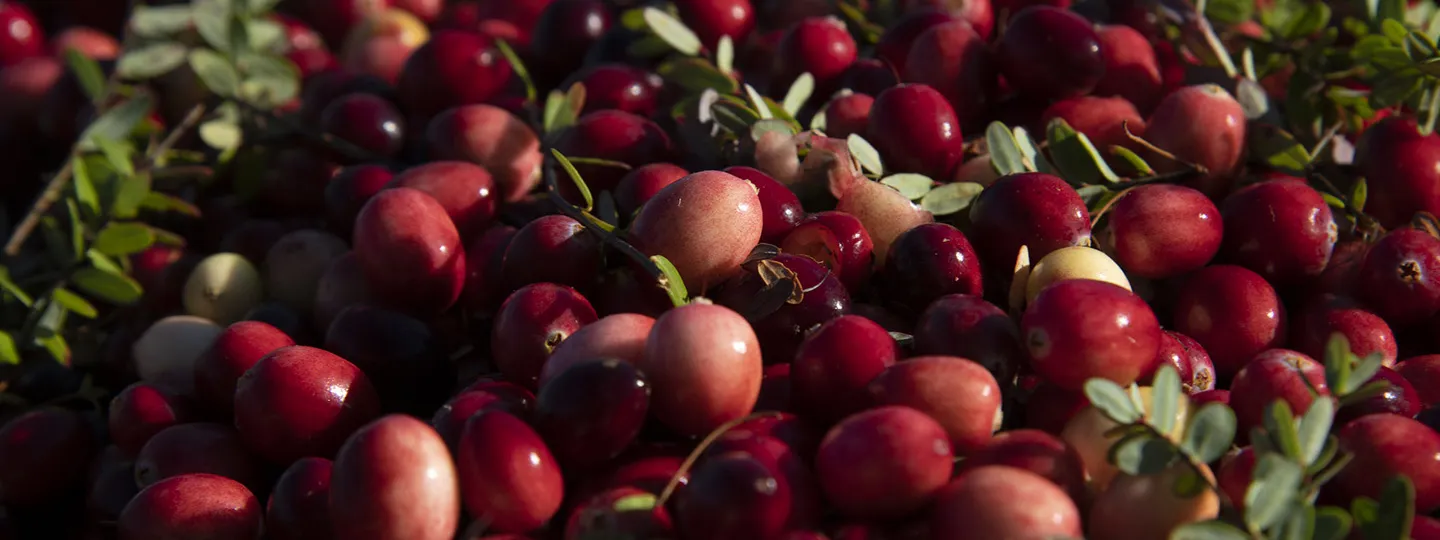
[539,161,664,280]
[4,160,78,256]
[1122,121,1211,176]
[654,412,782,508]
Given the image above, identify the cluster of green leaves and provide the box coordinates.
[982,117,1163,222]
[1082,333,1415,540]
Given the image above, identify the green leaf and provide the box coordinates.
[1296,397,1335,466]
[1382,18,1410,44]
[986,121,1031,176]
[1263,400,1304,461]
[1249,125,1311,173]
[64,49,106,102]
[188,48,239,98]
[749,118,795,142]
[1278,501,1316,540]
[244,0,283,16]
[1013,127,1052,173]
[71,156,101,218]
[0,331,18,365]
[86,249,123,276]
[95,223,158,256]
[116,42,188,80]
[95,137,135,178]
[1321,192,1347,210]
[1109,145,1155,176]
[53,288,98,319]
[1149,364,1183,436]
[1046,118,1120,185]
[1172,467,1208,498]
[1110,433,1178,475]
[1375,476,1416,540]
[1371,71,1425,109]
[651,255,689,307]
[236,52,299,107]
[71,266,143,305]
[111,172,152,220]
[492,39,535,103]
[620,8,648,30]
[0,267,33,307]
[1324,333,1355,394]
[745,84,773,120]
[1181,403,1238,464]
[199,119,242,151]
[626,35,673,59]
[1169,520,1252,540]
[643,7,702,56]
[921,182,984,216]
[1315,506,1353,540]
[1083,378,1142,424]
[711,100,762,133]
[544,84,585,135]
[1207,0,1255,25]
[193,0,236,53]
[551,149,594,212]
[716,35,734,74]
[65,199,84,260]
[138,191,200,217]
[782,73,814,117]
[1343,352,1384,395]
[1245,454,1304,531]
[130,4,194,37]
[79,95,154,151]
[246,18,286,53]
[35,333,68,366]
[847,135,884,177]
[880,173,934,200]
[657,57,738,94]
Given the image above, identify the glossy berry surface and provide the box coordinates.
[320,93,405,158]
[534,358,651,468]
[712,253,850,364]
[1100,183,1222,279]
[792,315,899,424]
[1218,179,1337,290]
[878,223,983,316]
[997,6,1105,101]
[1356,228,1440,329]
[1172,265,1287,378]
[969,172,1092,273]
[865,84,966,181]
[814,406,954,521]
[1022,279,1161,391]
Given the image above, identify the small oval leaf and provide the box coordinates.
[846,134,884,177]
[643,7,702,56]
[920,181,984,216]
[880,173,934,200]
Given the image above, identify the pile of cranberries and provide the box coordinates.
[1,0,1439,539]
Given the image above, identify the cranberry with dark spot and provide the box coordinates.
[779,211,875,292]
[713,253,851,364]
[1141,330,1216,394]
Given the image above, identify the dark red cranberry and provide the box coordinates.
[233,345,382,464]
[118,473,262,540]
[460,0,550,46]
[616,163,689,218]
[553,110,674,196]
[570,64,664,116]
[324,164,394,238]
[1099,183,1222,279]
[866,84,966,180]
[878,223,983,317]
[266,457,335,540]
[876,9,956,78]
[1354,116,1440,229]
[1292,294,1398,367]
[997,6,1105,101]
[713,253,851,364]
[903,20,996,127]
[1332,413,1440,513]
[108,383,192,457]
[755,364,794,413]
[1192,389,1231,407]
[1218,180,1337,290]
[492,283,599,389]
[815,406,954,521]
[457,410,566,533]
[1143,330,1216,394]
[720,413,822,460]
[320,93,406,159]
[530,0,613,86]
[323,305,450,411]
[775,16,858,94]
[838,58,900,96]
[969,172,1092,272]
[500,214,603,291]
[462,225,519,312]
[955,429,1088,504]
[432,383,537,450]
[395,30,513,121]
[260,149,341,215]
[725,166,804,244]
[565,485,676,540]
[1398,355,1440,408]
[218,220,288,268]
[821,92,874,140]
[88,445,140,522]
[591,267,675,318]
[534,358,650,469]
[243,303,313,344]
[192,321,296,416]
[1023,279,1161,390]
[1172,265,1288,379]
[352,188,468,317]
[0,2,44,68]
[1229,349,1329,436]
[1023,383,1087,435]
[675,450,793,539]
[1357,228,1440,329]
[779,211,875,292]
[1317,240,1369,296]
[914,294,1023,384]
[1337,367,1422,424]
[792,315,899,424]
[135,423,261,489]
[0,408,96,505]
[676,0,757,50]
[1093,24,1163,113]
[389,161,500,240]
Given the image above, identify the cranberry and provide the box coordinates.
[320,92,405,159]
[395,30,513,121]
[869,356,1003,454]
[424,104,544,203]
[1318,240,1369,295]
[389,161,500,240]
[462,225,518,311]
[1291,294,1398,367]
[1172,265,1287,379]
[1398,355,1440,407]
[323,305,450,411]
[640,302,763,436]
[1337,367,1422,423]
[457,410,565,533]
[500,214,603,291]
[676,0,757,50]
[616,163,689,219]
[1332,413,1440,513]
[352,187,468,317]
[876,9,956,78]
[956,429,1089,503]
[463,0,552,46]
[266,458,335,540]
[566,485,676,540]
[675,448,794,539]
[0,2,44,68]
[1144,330,1217,393]
[866,84,966,180]
[879,224,983,317]
[1022,383,1088,435]
[1356,228,1440,329]
[330,415,460,540]
[107,383,191,457]
[135,423,261,489]
[1192,388,1231,407]
[553,110,674,196]
[118,474,262,540]
[570,64,664,116]
[1023,279,1161,390]
[713,253,851,364]
[997,6,1105,101]
[903,20,996,127]
[1099,183,1222,279]
[1041,95,1146,156]
[490,283,598,389]
[969,172,1092,273]
[1092,24,1163,113]
[1218,179,1338,290]
[815,406,954,521]
[323,164,394,238]
[534,359,650,469]
[837,58,900,96]
[629,170,764,292]
[1354,116,1440,229]
[792,315,899,424]
[541,313,655,386]
[1229,349,1330,436]
[779,211,875,292]
[725,166,805,244]
[775,16,857,94]
[0,408,96,505]
[191,321,296,416]
[930,465,1083,539]
[821,92,874,140]
[914,294,1024,383]
[431,384,536,450]
[530,0,613,84]
[1145,84,1247,199]
[233,345,381,464]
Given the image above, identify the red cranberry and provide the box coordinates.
[424,104,544,203]
[876,9,956,78]
[616,163,689,218]
[320,93,406,159]
[1339,367,1423,424]
[930,465,1082,539]
[1023,279,1161,390]
[955,429,1088,504]
[866,84,966,180]
[914,294,1023,384]
[640,302,764,436]
[118,473,262,540]
[695,433,824,530]
[389,161,500,240]
[191,321,295,416]
[353,187,468,317]
[779,211,875,292]
[0,2,43,68]
[725,166,805,244]
[1192,388,1231,407]
[1173,265,1288,379]
[1332,413,1440,513]
[792,315,899,424]
[492,283,598,389]
[997,6,1105,101]
[1145,84,1247,199]
[1041,95,1146,156]
[0,408,96,505]
[108,382,192,457]
[628,170,765,292]
[541,312,655,387]
[1398,355,1440,407]
[878,223,983,317]
[457,410,565,533]
[553,110,674,196]
[716,253,851,363]
[1292,294,1398,367]
[815,406,954,521]
[570,64,663,116]
[1357,228,1440,329]
[1355,117,1440,229]
[676,0,756,50]
[969,172,1092,272]
[534,358,650,469]
[775,16,857,93]
[821,92,874,140]
[1099,183,1222,279]
[233,345,381,464]
[135,423,261,489]
[500,215,601,291]
[838,58,899,96]
[431,384,536,450]
[395,30,513,121]
[868,356,1003,454]
[530,0,613,85]
[1228,349,1329,436]
[675,448,794,539]
[1218,180,1338,290]
[323,305,449,410]
[1144,330,1216,393]
[1092,24,1163,113]
[462,225,518,311]
[266,458,334,540]
[903,20,996,127]
[461,0,551,46]
[329,415,460,539]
